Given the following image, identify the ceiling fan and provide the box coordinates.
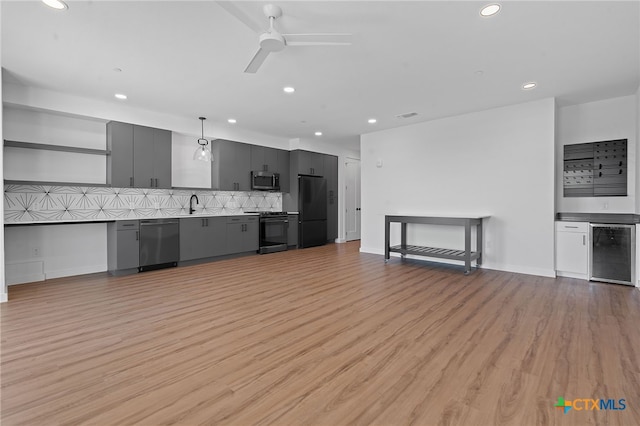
[217,2,352,73]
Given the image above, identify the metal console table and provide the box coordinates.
[384,215,487,274]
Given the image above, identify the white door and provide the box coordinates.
[345,158,361,241]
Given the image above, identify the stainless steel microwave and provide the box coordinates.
[251,171,280,191]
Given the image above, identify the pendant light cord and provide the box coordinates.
[198,117,208,147]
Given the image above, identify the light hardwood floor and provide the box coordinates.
[1,241,639,426]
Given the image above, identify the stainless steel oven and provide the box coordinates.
[258,212,288,254]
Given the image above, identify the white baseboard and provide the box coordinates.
[0,292,7,303]
[335,238,347,243]
[556,270,589,280]
[6,260,45,285]
[45,264,107,280]
[7,273,46,285]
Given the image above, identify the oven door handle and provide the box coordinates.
[262,218,288,223]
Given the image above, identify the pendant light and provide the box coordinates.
[193,117,213,162]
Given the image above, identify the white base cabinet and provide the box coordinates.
[556,221,589,279]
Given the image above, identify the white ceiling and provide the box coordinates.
[2,1,639,151]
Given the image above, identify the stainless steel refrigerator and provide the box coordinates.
[298,175,327,248]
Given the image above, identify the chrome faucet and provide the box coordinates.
[189,194,199,215]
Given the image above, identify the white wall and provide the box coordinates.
[360,98,556,277]
[3,82,290,150]
[171,132,211,188]
[556,95,637,213]
[5,223,107,284]
[637,87,640,214]
[1,9,6,303]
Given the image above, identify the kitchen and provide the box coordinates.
[1,1,639,425]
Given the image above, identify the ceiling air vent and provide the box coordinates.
[396,112,418,119]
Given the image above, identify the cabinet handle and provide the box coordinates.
[130,177,133,187]
[136,231,139,241]
[565,226,579,228]
[202,218,205,227]
[583,235,586,245]
[206,218,209,226]
[155,178,158,187]
[150,178,154,187]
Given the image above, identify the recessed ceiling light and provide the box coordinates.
[114,93,127,100]
[368,118,377,124]
[480,4,500,17]
[228,118,237,124]
[314,131,322,136]
[522,82,537,90]
[42,0,68,10]
[283,86,295,93]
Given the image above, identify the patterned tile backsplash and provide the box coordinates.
[4,184,282,223]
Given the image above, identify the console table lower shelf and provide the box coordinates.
[384,215,488,274]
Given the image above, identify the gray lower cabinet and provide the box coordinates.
[287,214,298,248]
[212,140,252,191]
[179,216,226,261]
[107,220,140,274]
[226,216,259,254]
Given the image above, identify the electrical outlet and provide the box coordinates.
[33,247,40,256]
[603,202,609,210]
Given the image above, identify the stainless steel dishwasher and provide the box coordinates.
[590,223,635,285]
[139,219,180,272]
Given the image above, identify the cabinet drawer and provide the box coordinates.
[116,220,139,231]
[226,215,259,224]
[555,221,588,233]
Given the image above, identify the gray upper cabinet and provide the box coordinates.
[212,140,252,191]
[277,149,290,193]
[250,145,278,172]
[107,121,172,189]
[324,155,338,241]
[107,122,135,188]
[298,150,325,176]
[251,146,290,192]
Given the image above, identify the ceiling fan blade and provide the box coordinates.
[216,1,263,33]
[284,33,352,46]
[244,48,271,73]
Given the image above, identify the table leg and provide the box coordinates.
[401,222,407,258]
[464,221,471,274]
[385,216,390,262]
[476,221,483,265]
